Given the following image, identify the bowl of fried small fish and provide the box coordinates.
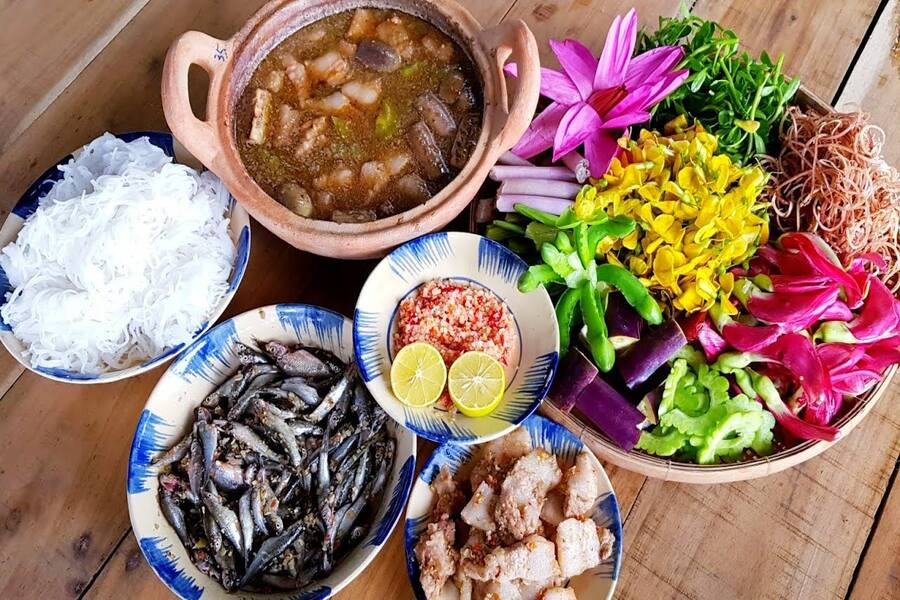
[128,303,417,599]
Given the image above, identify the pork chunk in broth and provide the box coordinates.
[235,8,483,222]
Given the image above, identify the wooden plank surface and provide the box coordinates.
[836,0,900,165]
[0,0,151,152]
[0,1,897,600]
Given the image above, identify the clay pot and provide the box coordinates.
[162,0,540,258]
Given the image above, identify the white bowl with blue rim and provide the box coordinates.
[127,303,417,600]
[404,414,622,600]
[353,231,559,445]
[0,131,251,384]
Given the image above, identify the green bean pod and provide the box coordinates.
[580,280,615,372]
[555,287,581,358]
[595,264,663,325]
[514,204,560,226]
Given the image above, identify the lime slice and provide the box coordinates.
[448,351,506,417]
[390,342,447,408]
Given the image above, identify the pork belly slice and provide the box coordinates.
[307,50,350,86]
[469,426,532,491]
[555,517,614,578]
[461,535,560,583]
[542,587,577,600]
[248,88,273,145]
[431,464,465,519]
[562,451,599,519]
[473,580,521,600]
[461,481,498,533]
[415,517,458,600]
[494,449,562,541]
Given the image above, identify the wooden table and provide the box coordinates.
[0,1,897,598]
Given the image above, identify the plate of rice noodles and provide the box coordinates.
[0,132,251,383]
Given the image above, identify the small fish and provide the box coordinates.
[251,481,269,535]
[335,484,370,546]
[202,368,248,408]
[229,422,280,461]
[304,370,352,423]
[203,507,223,553]
[197,421,218,485]
[290,421,324,438]
[351,383,372,431]
[187,434,204,502]
[277,349,329,378]
[159,489,191,547]
[236,341,271,365]
[253,399,303,467]
[258,471,284,535]
[202,484,243,554]
[263,340,290,360]
[211,545,239,592]
[350,449,370,503]
[281,378,321,406]
[238,520,305,588]
[328,433,359,471]
[238,490,254,558]
[152,431,192,467]
[209,460,246,491]
[227,366,280,420]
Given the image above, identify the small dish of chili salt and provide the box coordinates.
[394,279,516,367]
[354,232,559,445]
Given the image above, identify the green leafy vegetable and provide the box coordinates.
[636,10,800,164]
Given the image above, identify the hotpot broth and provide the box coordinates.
[234,8,484,223]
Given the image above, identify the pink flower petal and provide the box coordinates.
[549,39,598,100]
[505,62,582,105]
[552,103,602,161]
[641,68,689,107]
[584,128,621,177]
[593,9,637,90]
[624,46,684,89]
[511,102,568,159]
[603,85,653,120]
[601,110,652,129]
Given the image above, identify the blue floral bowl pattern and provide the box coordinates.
[0,131,251,384]
[127,304,417,600]
[404,414,622,600]
[353,232,559,445]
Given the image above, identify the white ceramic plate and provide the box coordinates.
[404,414,622,600]
[0,131,251,384]
[127,304,417,600]
[353,231,559,445]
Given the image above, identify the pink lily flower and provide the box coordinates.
[505,9,688,177]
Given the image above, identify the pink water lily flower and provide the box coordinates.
[505,9,688,177]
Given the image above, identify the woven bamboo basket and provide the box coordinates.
[475,87,899,483]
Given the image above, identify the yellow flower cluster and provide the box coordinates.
[574,117,769,313]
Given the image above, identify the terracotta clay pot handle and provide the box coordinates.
[161,31,230,171]
[478,19,541,157]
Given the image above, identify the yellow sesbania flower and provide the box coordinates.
[574,117,769,313]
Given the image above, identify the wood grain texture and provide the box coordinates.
[0,0,150,152]
[836,0,900,165]
[848,465,900,600]
[692,0,882,100]
[616,381,900,600]
[0,0,897,599]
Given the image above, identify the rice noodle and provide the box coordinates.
[762,106,900,291]
[0,133,235,374]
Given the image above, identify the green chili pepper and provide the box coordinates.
[400,61,425,77]
[580,280,615,372]
[375,100,398,139]
[554,231,573,254]
[524,222,558,248]
[518,265,563,293]
[491,220,526,235]
[573,223,593,269]
[514,204,561,227]
[331,116,351,139]
[595,264,663,325]
[587,216,636,250]
[541,243,574,278]
[555,287,581,358]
